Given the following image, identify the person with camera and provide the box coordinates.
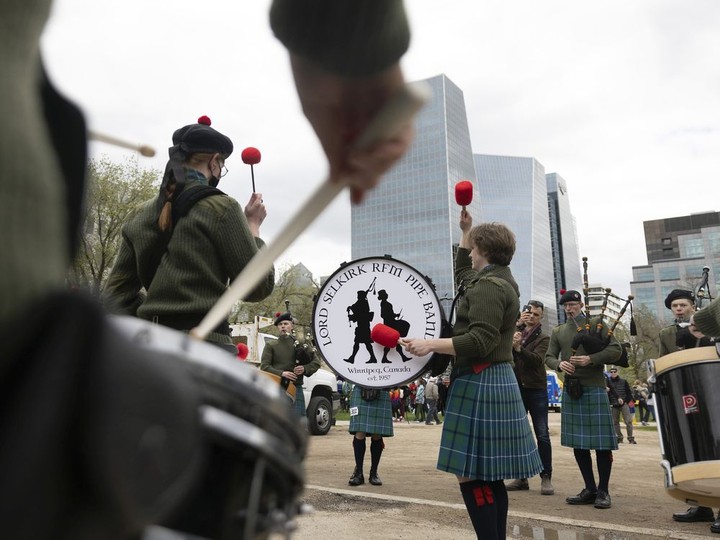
[544,290,621,510]
[658,289,720,533]
[506,300,554,495]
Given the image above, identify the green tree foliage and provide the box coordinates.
[232,263,320,339]
[617,304,663,382]
[69,156,160,296]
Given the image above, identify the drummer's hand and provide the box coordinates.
[570,355,591,367]
[282,370,298,382]
[399,338,432,357]
[559,360,575,374]
[290,55,412,204]
[688,316,706,339]
[244,192,266,236]
[294,365,305,375]
[459,208,473,232]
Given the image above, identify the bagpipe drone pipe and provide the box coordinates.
[569,257,635,367]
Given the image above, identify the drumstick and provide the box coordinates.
[191,82,431,341]
[88,130,156,157]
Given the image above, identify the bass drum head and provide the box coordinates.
[312,256,445,388]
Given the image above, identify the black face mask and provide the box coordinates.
[208,174,220,188]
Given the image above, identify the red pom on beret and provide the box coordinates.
[236,342,249,360]
[197,115,212,126]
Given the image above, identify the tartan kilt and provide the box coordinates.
[560,386,618,450]
[349,386,394,437]
[294,385,307,418]
[437,363,542,480]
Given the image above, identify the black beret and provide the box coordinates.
[274,312,293,326]
[559,290,582,305]
[171,116,233,157]
[664,289,694,310]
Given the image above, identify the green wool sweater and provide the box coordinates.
[103,179,274,342]
[658,324,680,357]
[544,316,622,388]
[451,248,520,369]
[260,334,321,386]
[693,297,720,339]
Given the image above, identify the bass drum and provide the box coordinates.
[312,256,445,388]
[648,345,720,508]
[110,316,307,540]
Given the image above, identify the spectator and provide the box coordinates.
[607,368,636,444]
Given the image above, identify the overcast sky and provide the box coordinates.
[42,0,720,299]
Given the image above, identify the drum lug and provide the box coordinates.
[660,459,675,489]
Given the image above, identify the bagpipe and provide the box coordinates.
[569,257,634,367]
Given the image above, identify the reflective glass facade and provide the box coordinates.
[474,155,559,327]
[547,173,583,321]
[351,74,480,312]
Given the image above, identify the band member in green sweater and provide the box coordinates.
[261,311,322,418]
[401,211,541,540]
[544,290,621,510]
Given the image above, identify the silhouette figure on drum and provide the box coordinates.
[344,290,378,364]
[378,289,412,363]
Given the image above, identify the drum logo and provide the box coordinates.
[312,257,444,388]
[683,393,700,415]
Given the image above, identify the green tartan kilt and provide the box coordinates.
[294,385,307,418]
[348,386,394,437]
[560,385,618,450]
[437,363,542,480]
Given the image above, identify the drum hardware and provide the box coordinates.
[648,347,720,507]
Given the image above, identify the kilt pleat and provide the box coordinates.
[349,386,394,437]
[294,386,307,418]
[437,363,542,480]
[560,386,618,450]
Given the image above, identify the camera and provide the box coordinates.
[522,304,532,313]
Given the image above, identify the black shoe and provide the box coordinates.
[566,488,597,505]
[594,490,612,509]
[366,357,378,364]
[348,469,364,486]
[400,353,412,362]
[711,517,720,533]
[673,506,715,522]
[343,357,354,364]
[628,438,637,444]
[381,356,391,364]
[369,472,383,486]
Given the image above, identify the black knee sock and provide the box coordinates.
[459,480,508,540]
[353,437,366,473]
[370,437,384,474]
[573,448,597,492]
[596,450,613,492]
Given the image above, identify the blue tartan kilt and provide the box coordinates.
[437,363,542,480]
[560,385,618,450]
[294,385,307,418]
[349,386,394,437]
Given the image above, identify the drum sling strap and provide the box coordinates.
[427,282,466,377]
[144,185,226,288]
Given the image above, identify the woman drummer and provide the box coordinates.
[402,210,541,540]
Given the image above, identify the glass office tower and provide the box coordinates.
[351,74,479,311]
[547,173,583,307]
[474,155,559,327]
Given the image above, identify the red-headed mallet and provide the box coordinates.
[241,147,262,192]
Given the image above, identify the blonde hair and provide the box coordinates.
[158,152,221,232]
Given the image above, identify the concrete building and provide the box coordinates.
[631,211,720,322]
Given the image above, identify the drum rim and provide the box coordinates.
[311,255,444,388]
[653,346,720,375]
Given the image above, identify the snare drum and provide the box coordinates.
[648,345,720,507]
[110,316,307,539]
[312,256,446,388]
